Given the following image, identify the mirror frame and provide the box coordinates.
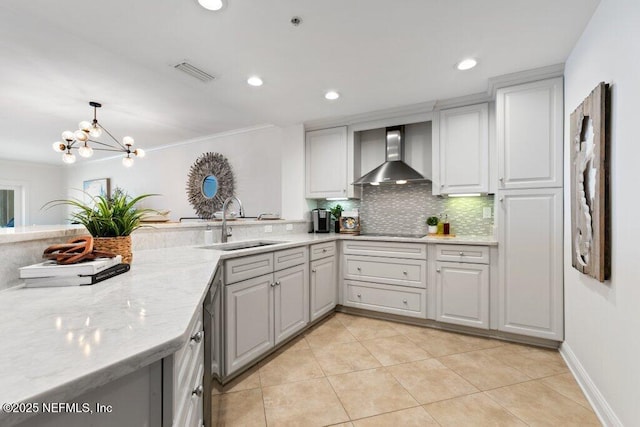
[186,152,235,219]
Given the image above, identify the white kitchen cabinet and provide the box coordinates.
[341,240,427,319]
[164,307,205,427]
[310,255,336,321]
[497,188,563,340]
[274,264,309,345]
[433,103,489,195]
[305,126,348,198]
[225,274,275,375]
[435,261,489,329]
[496,78,563,189]
[344,280,427,318]
[224,247,309,376]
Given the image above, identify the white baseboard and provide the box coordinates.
[559,342,623,427]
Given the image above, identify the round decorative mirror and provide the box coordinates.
[202,175,218,199]
[186,152,234,218]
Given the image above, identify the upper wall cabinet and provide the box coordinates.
[496,77,563,189]
[432,103,489,195]
[305,127,348,199]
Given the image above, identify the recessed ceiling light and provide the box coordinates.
[456,58,477,71]
[198,0,224,11]
[325,91,340,100]
[247,76,263,87]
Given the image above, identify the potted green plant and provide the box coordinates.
[426,216,439,235]
[330,204,344,233]
[45,188,157,264]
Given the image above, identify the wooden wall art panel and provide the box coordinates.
[570,82,610,282]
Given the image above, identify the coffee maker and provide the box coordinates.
[311,208,331,233]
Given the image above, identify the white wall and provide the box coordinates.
[564,0,640,424]
[0,159,66,225]
[62,125,284,220]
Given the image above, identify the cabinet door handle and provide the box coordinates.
[192,385,203,397]
[270,282,276,287]
[499,177,504,182]
[190,331,203,344]
[275,281,281,286]
[312,269,316,273]
[499,197,504,202]
[436,268,441,273]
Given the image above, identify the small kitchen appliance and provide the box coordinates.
[311,208,331,233]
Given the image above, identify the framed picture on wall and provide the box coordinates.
[83,178,110,203]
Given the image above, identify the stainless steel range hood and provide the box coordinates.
[353,126,429,185]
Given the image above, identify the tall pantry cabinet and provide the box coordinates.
[495,77,564,341]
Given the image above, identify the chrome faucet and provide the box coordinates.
[220,196,244,243]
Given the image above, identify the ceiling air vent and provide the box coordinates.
[173,62,216,82]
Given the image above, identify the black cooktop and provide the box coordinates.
[358,232,427,239]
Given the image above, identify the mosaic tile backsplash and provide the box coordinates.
[318,182,494,236]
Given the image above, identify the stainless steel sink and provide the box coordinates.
[199,240,286,251]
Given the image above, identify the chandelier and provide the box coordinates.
[52,101,145,167]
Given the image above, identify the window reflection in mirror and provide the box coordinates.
[0,189,15,228]
[202,175,218,199]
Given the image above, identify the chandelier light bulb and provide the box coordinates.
[78,121,91,132]
[122,156,134,167]
[74,130,88,142]
[89,125,102,138]
[61,130,75,142]
[122,136,134,146]
[134,148,145,158]
[52,142,66,153]
[62,152,76,164]
[78,145,94,158]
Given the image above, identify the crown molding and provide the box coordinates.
[487,63,565,97]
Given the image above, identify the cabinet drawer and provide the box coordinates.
[225,253,274,284]
[435,244,489,264]
[175,353,204,427]
[310,241,336,261]
[344,255,426,288]
[274,246,308,271]
[344,280,426,318]
[342,240,427,259]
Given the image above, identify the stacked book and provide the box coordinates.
[19,255,129,288]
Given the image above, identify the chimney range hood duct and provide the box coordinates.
[353,126,429,185]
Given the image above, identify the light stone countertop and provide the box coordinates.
[0,232,495,426]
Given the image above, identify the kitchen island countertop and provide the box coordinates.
[0,232,495,425]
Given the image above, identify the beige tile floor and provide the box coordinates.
[211,313,601,426]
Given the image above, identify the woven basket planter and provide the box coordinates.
[94,236,133,264]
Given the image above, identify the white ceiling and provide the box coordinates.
[0,0,600,164]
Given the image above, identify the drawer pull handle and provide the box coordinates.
[357,293,362,298]
[403,299,408,304]
[402,271,407,275]
[459,252,464,256]
[357,267,361,271]
[312,269,317,273]
[436,268,441,273]
[322,248,327,253]
[192,385,203,397]
[190,331,203,344]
